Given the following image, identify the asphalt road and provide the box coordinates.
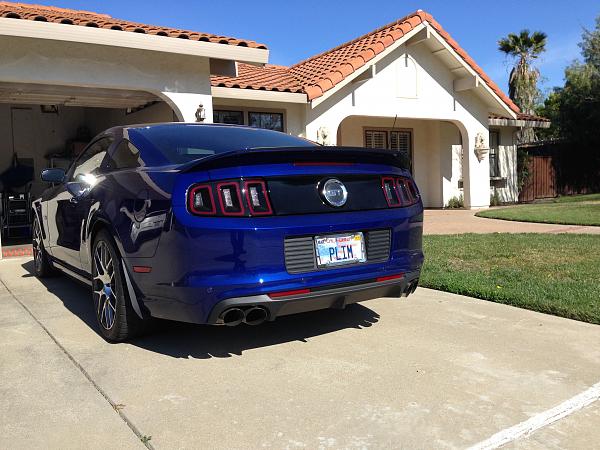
[1,256,599,449]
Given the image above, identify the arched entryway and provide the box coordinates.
[337,115,465,208]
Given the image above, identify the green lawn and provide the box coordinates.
[420,233,600,324]
[476,193,600,226]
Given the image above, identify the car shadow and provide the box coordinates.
[22,260,380,359]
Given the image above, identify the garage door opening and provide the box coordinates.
[0,83,176,257]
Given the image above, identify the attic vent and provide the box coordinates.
[60,18,73,24]
[33,16,47,22]
[5,12,21,19]
[85,22,99,28]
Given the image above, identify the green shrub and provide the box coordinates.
[445,194,464,209]
[490,189,502,206]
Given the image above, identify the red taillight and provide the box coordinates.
[243,180,273,216]
[293,162,355,166]
[381,176,419,208]
[396,178,413,204]
[381,177,401,207]
[188,178,274,217]
[188,184,216,215]
[268,288,311,298]
[376,273,404,282]
[217,182,245,216]
[133,266,152,273]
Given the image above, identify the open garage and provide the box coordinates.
[0,4,269,254]
[0,84,174,249]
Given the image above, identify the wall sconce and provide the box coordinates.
[474,132,489,162]
[195,104,206,122]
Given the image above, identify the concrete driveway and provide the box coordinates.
[1,256,600,449]
[423,209,600,235]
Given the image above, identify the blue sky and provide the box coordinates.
[44,0,598,98]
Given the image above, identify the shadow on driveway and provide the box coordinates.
[21,260,380,359]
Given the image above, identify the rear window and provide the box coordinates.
[127,124,317,165]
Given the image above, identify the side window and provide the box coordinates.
[105,139,142,171]
[213,110,244,125]
[70,137,113,182]
[248,112,284,132]
[489,131,500,178]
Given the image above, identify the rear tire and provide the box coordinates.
[32,217,55,278]
[92,230,146,342]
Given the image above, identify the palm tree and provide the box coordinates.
[499,30,547,143]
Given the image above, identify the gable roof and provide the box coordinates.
[0,1,267,49]
[211,10,520,115]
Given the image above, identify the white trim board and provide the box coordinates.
[211,86,307,104]
[0,18,269,64]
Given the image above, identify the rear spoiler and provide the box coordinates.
[179,146,410,173]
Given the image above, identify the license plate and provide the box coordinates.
[315,232,366,267]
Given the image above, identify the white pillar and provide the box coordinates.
[159,92,213,123]
[462,127,491,209]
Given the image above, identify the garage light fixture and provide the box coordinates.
[40,105,59,114]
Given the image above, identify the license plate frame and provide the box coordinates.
[314,232,367,268]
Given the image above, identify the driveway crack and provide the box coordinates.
[1,279,155,450]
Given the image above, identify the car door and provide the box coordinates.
[47,136,114,270]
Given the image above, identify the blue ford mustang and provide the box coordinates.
[32,123,424,342]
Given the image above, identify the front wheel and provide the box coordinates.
[92,230,145,342]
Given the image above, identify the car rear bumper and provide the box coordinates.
[206,270,420,324]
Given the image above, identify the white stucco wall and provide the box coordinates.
[304,41,492,208]
[0,35,214,123]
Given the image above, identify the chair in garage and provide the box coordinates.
[0,155,34,239]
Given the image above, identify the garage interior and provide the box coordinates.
[0,82,176,254]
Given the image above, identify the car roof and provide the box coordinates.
[107,122,252,134]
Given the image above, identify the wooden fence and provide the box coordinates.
[518,155,557,202]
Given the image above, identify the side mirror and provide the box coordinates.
[41,168,65,183]
[66,181,91,200]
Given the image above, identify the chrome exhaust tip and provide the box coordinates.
[220,308,244,327]
[244,306,268,326]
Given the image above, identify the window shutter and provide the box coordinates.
[365,130,387,149]
[389,131,411,153]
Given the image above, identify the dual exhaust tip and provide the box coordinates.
[219,306,268,327]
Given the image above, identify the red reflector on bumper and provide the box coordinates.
[376,273,404,282]
[268,288,311,298]
[133,266,152,273]
[293,162,354,166]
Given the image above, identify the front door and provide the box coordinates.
[48,137,113,269]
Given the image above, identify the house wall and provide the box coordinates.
[303,40,493,208]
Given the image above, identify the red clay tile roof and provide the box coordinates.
[211,10,520,115]
[212,63,303,93]
[0,1,267,49]
[490,112,550,122]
